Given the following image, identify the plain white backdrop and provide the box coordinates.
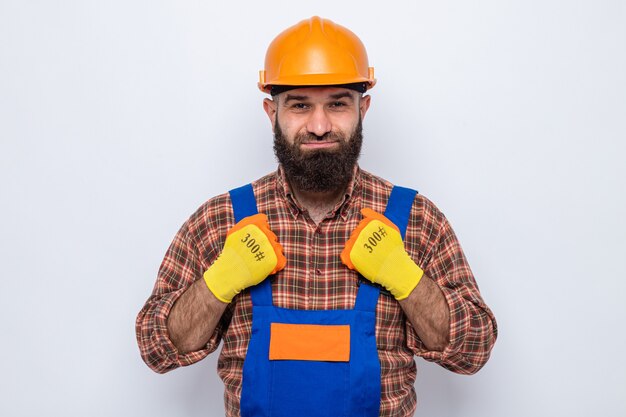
[1,1,625,416]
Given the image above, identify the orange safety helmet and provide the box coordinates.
[259,16,376,94]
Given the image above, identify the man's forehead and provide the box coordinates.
[280,87,358,102]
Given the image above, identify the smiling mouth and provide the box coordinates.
[300,141,339,149]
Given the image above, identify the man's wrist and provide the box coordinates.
[381,251,424,300]
[203,256,237,304]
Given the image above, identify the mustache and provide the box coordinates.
[294,131,344,144]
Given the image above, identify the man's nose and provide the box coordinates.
[306,107,332,137]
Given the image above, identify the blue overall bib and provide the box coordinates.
[230,183,417,417]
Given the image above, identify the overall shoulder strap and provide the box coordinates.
[228,184,273,306]
[229,184,258,221]
[355,185,418,311]
[383,185,418,240]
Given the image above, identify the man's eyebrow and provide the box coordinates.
[283,94,309,104]
[328,92,355,101]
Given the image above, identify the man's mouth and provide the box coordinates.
[299,141,340,150]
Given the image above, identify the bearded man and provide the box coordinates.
[136,16,497,417]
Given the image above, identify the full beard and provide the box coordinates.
[273,118,363,193]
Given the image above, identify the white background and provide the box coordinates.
[1,1,625,416]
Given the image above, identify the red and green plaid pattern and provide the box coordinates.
[136,167,497,416]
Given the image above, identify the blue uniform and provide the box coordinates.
[229,184,417,417]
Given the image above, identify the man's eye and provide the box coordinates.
[330,101,346,107]
[292,103,308,109]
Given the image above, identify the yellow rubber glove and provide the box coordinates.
[204,213,287,303]
[341,208,424,300]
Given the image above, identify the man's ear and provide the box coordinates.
[263,98,277,131]
[359,94,371,120]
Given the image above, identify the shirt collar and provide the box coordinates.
[276,165,362,221]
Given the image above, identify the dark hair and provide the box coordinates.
[270,82,367,97]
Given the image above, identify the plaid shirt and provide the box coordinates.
[136,167,497,416]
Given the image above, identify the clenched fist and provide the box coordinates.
[204,213,286,303]
[341,208,423,300]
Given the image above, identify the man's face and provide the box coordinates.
[263,87,371,192]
